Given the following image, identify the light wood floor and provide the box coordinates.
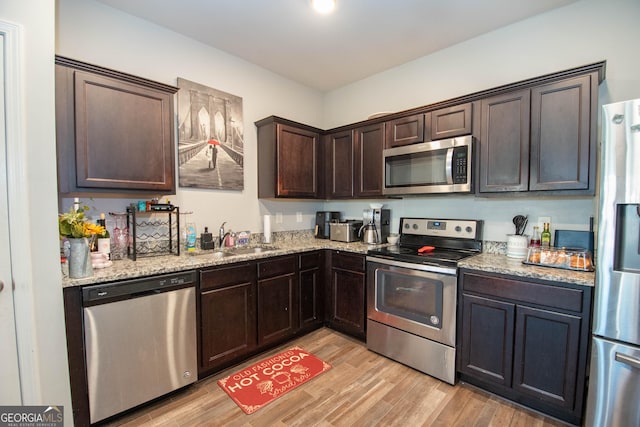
[106,328,567,427]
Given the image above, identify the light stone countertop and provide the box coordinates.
[62,236,383,288]
[62,233,595,288]
[458,253,595,287]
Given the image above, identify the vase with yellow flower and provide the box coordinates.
[59,203,105,279]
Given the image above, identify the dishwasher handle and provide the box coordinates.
[82,270,197,306]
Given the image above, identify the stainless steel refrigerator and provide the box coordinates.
[585,99,640,426]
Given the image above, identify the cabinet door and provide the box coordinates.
[258,273,298,346]
[479,90,531,192]
[460,294,515,387]
[354,123,384,198]
[530,75,592,191]
[276,124,319,197]
[329,252,366,339]
[428,103,473,140]
[385,114,424,148]
[200,282,257,371]
[299,252,324,331]
[513,305,581,409]
[327,130,354,198]
[72,71,175,192]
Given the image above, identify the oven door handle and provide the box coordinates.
[445,147,454,185]
[366,256,457,276]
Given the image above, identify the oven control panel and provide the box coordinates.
[401,218,481,239]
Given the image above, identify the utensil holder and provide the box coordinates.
[507,234,529,259]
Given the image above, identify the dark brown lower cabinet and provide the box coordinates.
[257,256,299,346]
[199,262,257,375]
[299,251,324,332]
[328,251,366,340]
[458,269,592,426]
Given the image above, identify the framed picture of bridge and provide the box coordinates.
[177,77,244,190]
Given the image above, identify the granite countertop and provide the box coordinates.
[63,236,596,289]
[458,253,595,287]
[62,237,382,288]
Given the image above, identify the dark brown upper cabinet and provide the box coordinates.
[479,90,531,192]
[479,73,597,195]
[256,61,604,200]
[385,104,471,149]
[256,117,322,198]
[385,114,424,148]
[55,56,177,195]
[427,103,473,140]
[354,123,384,198]
[325,123,384,199]
[529,75,593,191]
[326,130,354,198]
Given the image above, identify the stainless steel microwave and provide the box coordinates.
[383,135,473,195]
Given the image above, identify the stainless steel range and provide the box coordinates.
[366,217,482,384]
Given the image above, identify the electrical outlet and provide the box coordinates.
[275,213,283,224]
[296,212,303,223]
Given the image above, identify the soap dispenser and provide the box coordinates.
[201,227,214,250]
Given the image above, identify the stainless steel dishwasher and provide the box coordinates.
[82,270,197,424]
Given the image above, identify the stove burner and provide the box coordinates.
[367,217,483,268]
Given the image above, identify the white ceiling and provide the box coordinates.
[96,0,579,91]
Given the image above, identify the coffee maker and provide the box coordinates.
[360,208,391,244]
[315,211,341,239]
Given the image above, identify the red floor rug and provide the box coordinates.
[217,347,332,414]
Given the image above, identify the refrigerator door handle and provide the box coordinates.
[615,351,640,369]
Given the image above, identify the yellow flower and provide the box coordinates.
[58,202,105,239]
[83,222,106,237]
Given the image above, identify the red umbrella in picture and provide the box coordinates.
[208,138,220,145]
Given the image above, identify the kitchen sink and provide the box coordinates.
[208,245,279,258]
[225,245,279,255]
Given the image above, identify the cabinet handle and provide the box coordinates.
[615,352,640,370]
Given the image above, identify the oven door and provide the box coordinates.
[367,257,457,347]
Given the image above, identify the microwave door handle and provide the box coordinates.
[445,147,454,185]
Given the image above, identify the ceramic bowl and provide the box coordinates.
[387,235,399,245]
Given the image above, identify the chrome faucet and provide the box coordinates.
[218,221,229,247]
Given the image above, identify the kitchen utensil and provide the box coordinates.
[418,245,435,253]
[512,215,528,236]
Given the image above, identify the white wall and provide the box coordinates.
[56,0,326,235]
[56,0,640,243]
[322,0,640,242]
[1,0,72,423]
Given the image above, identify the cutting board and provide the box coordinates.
[554,230,594,253]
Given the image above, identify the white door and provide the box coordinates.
[0,27,23,405]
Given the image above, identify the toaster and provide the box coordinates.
[330,221,363,242]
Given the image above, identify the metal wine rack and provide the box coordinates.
[126,206,180,260]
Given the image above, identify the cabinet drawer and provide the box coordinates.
[258,255,297,279]
[332,252,365,272]
[300,251,322,270]
[200,262,256,291]
[462,272,583,313]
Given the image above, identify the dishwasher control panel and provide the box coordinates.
[82,270,197,305]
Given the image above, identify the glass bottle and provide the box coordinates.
[541,223,551,248]
[529,226,541,247]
